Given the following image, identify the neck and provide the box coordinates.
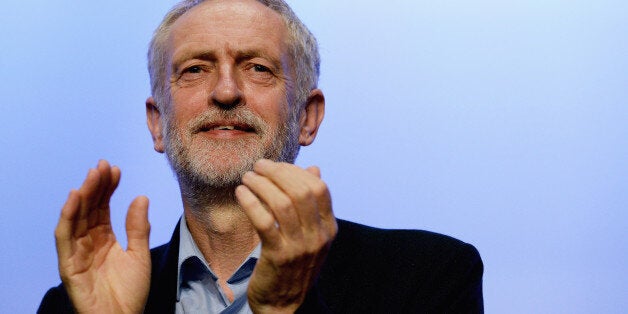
[180,184,260,280]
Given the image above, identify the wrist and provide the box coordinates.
[248,297,301,314]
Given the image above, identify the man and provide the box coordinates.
[39,0,483,313]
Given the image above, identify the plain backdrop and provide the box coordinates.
[1,0,626,312]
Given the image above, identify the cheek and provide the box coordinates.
[172,86,209,105]
[256,100,291,132]
[243,84,290,114]
[170,88,210,121]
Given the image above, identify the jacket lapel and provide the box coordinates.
[144,221,181,313]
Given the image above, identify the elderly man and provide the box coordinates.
[39,0,483,313]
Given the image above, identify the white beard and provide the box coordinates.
[162,107,301,194]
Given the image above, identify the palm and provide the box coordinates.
[55,161,151,314]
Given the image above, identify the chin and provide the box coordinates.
[184,148,260,186]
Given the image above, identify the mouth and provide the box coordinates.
[196,121,256,134]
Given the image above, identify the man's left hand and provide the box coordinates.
[235,159,337,313]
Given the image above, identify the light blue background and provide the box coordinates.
[1,0,626,312]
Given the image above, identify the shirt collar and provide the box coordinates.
[176,214,261,300]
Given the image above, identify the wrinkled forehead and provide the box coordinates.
[168,0,290,49]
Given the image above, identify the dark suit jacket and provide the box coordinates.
[39,219,483,313]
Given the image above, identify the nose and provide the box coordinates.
[210,66,242,110]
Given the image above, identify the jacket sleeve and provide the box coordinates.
[37,284,74,314]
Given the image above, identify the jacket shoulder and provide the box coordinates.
[331,219,481,266]
[318,219,483,313]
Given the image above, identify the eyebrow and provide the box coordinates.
[171,50,216,73]
[171,48,283,73]
[237,50,283,72]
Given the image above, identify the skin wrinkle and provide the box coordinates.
[161,1,301,204]
[48,2,333,313]
[148,0,319,120]
[152,2,306,253]
[171,49,285,82]
[161,94,301,206]
[142,1,330,310]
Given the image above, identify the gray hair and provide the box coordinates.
[147,0,320,112]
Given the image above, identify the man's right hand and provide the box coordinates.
[54,160,151,314]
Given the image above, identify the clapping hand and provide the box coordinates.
[54,160,151,314]
[236,159,337,313]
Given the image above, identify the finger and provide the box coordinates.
[241,170,302,239]
[260,161,337,241]
[126,196,150,254]
[97,165,121,226]
[303,167,336,232]
[235,185,282,248]
[269,163,337,250]
[82,160,117,230]
[304,174,336,238]
[97,161,120,207]
[87,160,111,215]
[55,190,81,262]
[306,167,333,220]
[305,166,321,178]
[253,160,320,202]
[75,168,101,237]
[253,160,327,231]
[303,166,334,223]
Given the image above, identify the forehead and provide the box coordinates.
[168,0,289,60]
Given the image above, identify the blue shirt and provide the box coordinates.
[176,215,260,314]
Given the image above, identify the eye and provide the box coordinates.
[253,64,270,72]
[184,65,203,74]
[176,64,209,86]
[245,63,275,84]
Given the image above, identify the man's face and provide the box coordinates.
[159,0,300,188]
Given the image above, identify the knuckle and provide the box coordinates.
[316,233,333,250]
[270,248,299,266]
[272,196,293,213]
[54,227,63,239]
[275,254,293,266]
[329,220,339,237]
[292,186,313,202]
[311,180,328,197]
[257,220,276,234]
[304,242,321,256]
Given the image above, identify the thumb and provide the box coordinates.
[126,195,151,253]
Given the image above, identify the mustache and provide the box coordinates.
[187,109,268,135]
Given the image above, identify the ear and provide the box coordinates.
[298,89,325,146]
[146,97,165,153]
